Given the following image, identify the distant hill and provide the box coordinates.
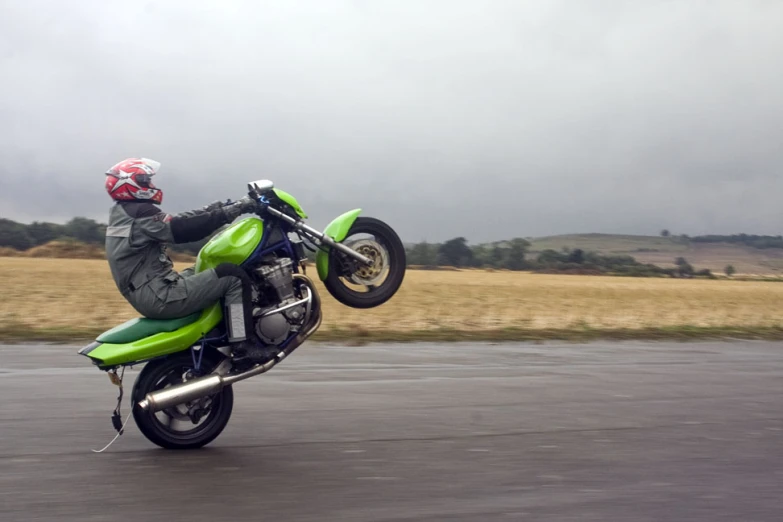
[529,234,783,275]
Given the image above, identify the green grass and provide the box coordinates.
[6,323,783,345]
[528,233,689,254]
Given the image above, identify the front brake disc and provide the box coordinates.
[343,239,389,286]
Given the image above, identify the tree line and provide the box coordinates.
[405,237,714,277]
[0,217,745,278]
[690,234,783,250]
[0,217,207,255]
[407,237,531,270]
[662,230,783,249]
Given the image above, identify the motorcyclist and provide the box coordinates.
[103,157,272,363]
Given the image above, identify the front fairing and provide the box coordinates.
[273,189,307,218]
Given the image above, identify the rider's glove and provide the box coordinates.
[221,196,257,221]
[202,200,227,212]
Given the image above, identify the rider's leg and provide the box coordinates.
[130,269,274,363]
[138,269,238,319]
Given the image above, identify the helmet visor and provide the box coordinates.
[139,158,161,176]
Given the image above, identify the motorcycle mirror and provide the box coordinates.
[248,179,274,193]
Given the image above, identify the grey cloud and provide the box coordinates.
[1,0,782,242]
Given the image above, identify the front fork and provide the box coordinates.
[261,205,373,266]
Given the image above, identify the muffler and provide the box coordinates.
[138,356,280,412]
[138,276,322,413]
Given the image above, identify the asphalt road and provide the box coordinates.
[1,340,781,521]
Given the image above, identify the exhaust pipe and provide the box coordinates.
[138,276,322,413]
[137,355,282,412]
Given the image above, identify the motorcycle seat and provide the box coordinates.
[96,312,202,344]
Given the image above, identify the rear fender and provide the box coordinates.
[79,303,223,368]
[315,209,362,281]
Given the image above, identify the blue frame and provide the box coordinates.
[239,214,304,349]
[241,219,300,273]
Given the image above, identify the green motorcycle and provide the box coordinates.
[79,180,406,449]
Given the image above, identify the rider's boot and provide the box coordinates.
[231,339,278,365]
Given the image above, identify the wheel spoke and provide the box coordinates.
[156,372,184,391]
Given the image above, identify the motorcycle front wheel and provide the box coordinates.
[131,351,233,450]
[323,217,406,308]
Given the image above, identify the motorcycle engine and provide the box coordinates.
[253,258,306,345]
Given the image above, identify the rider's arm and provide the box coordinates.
[170,209,233,243]
[128,199,254,244]
[126,203,230,244]
[175,200,227,219]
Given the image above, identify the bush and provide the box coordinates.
[692,234,783,250]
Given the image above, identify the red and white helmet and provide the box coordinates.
[105,158,164,204]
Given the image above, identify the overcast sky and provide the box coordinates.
[1,0,781,242]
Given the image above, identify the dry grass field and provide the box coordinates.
[2,257,783,341]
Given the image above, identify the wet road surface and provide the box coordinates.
[1,341,782,521]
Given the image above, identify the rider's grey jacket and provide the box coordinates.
[105,201,239,320]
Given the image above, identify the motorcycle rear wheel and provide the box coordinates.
[131,351,233,450]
